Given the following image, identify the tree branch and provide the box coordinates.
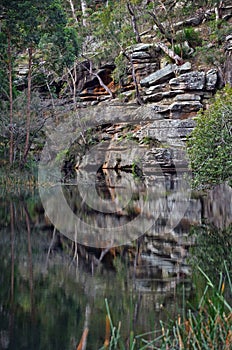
[81,56,114,98]
[126,2,141,43]
[147,10,173,44]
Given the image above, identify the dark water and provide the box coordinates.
[0,179,232,350]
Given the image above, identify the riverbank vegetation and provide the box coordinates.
[98,265,232,349]
[187,86,232,189]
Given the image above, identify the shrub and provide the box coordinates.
[187,86,232,188]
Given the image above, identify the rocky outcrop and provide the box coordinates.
[140,62,193,88]
[169,71,206,90]
[139,66,218,119]
[140,64,176,87]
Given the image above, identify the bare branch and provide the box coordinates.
[126,2,141,43]
[158,42,184,65]
[81,55,114,98]
[147,10,173,44]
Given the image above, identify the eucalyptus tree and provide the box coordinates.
[83,0,145,103]
[0,0,19,164]
[0,0,81,166]
[14,0,70,165]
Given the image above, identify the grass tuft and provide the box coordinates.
[101,265,232,349]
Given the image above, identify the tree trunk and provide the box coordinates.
[224,36,232,86]
[127,2,141,43]
[123,52,143,105]
[215,1,223,21]
[81,0,88,27]
[67,62,77,105]
[10,201,15,305]
[7,31,13,165]
[68,0,78,24]
[23,46,33,165]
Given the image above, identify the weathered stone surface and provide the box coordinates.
[169,71,206,90]
[143,93,163,103]
[225,34,232,50]
[134,62,159,80]
[144,90,184,103]
[132,51,151,60]
[148,119,196,146]
[178,61,192,73]
[132,43,154,52]
[150,104,170,113]
[140,64,176,87]
[145,84,166,95]
[174,93,201,101]
[170,101,203,112]
[206,69,217,90]
[174,15,204,30]
[162,90,184,99]
[134,62,158,72]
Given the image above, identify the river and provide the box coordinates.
[0,169,231,349]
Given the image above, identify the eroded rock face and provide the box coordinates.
[174,93,201,101]
[170,101,203,119]
[169,71,206,90]
[132,51,151,60]
[143,90,184,103]
[140,64,176,87]
[206,69,218,90]
[147,119,196,146]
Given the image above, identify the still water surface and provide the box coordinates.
[0,177,231,349]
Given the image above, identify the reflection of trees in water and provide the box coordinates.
[2,190,231,349]
[190,223,232,280]
[0,194,195,349]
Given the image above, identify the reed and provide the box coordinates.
[101,263,232,349]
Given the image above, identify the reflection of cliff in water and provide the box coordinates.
[0,180,232,349]
[62,166,193,280]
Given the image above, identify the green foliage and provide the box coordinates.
[102,267,232,349]
[187,86,232,188]
[176,27,202,48]
[173,43,192,59]
[193,45,222,66]
[87,1,136,63]
[112,53,128,85]
[190,223,232,281]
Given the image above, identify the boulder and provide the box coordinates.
[206,69,217,91]
[169,71,206,90]
[140,64,176,87]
